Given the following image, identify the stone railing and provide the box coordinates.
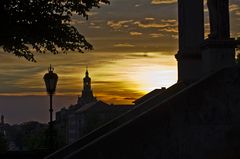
[45,81,186,159]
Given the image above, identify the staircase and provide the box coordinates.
[46,66,240,159]
[45,82,186,159]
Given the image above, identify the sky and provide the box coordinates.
[0,0,240,124]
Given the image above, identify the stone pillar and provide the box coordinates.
[201,39,236,74]
[176,0,204,83]
[202,0,236,74]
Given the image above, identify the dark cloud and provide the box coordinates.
[0,0,239,124]
[75,0,178,53]
[151,0,176,5]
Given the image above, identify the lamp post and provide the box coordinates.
[43,65,58,147]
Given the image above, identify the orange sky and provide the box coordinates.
[0,0,239,123]
[0,51,177,104]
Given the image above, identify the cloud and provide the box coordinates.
[135,4,141,7]
[129,31,143,36]
[236,11,240,16]
[229,3,240,17]
[160,28,178,33]
[171,35,178,39]
[151,0,176,5]
[229,4,240,12]
[89,22,101,29]
[134,21,168,28]
[107,20,134,30]
[155,19,178,36]
[134,19,177,29]
[161,19,177,23]
[145,17,155,21]
[87,11,99,16]
[113,43,135,48]
[70,19,85,25]
[131,18,178,39]
[149,33,164,38]
[90,26,101,29]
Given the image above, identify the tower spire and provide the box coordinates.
[77,66,97,105]
[85,65,89,76]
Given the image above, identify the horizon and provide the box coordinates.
[0,52,177,124]
[0,0,240,124]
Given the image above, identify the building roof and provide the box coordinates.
[47,66,240,159]
[75,101,134,114]
[75,100,109,113]
[133,87,166,105]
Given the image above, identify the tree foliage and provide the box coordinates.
[0,0,109,62]
[6,121,49,151]
[236,38,240,64]
[237,49,240,64]
[0,133,8,153]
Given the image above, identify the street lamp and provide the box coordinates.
[43,65,58,147]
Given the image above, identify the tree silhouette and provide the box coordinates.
[0,133,8,153]
[237,50,240,64]
[0,0,109,62]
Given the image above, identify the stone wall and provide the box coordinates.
[64,66,240,159]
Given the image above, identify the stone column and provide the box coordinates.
[202,0,235,74]
[201,40,236,74]
[176,0,204,83]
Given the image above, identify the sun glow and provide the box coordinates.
[91,52,178,96]
[127,65,177,94]
[0,52,178,104]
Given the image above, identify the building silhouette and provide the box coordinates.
[55,68,134,144]
[77,68,97,105]
[45,1,240,159]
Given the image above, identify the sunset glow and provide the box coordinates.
[0,0,239,123]
[0,52,177,104]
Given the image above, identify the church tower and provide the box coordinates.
[77,67,97,105]
[83,69,91,93]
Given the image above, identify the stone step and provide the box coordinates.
[48,66,240,159]
[45,81,186,159]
